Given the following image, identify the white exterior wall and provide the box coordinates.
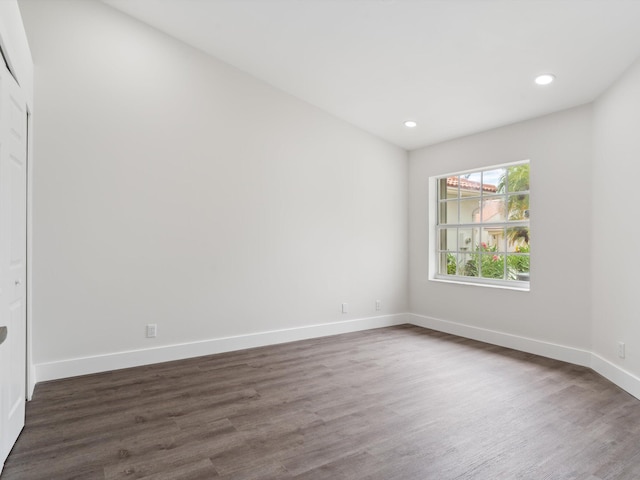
[19,0,409,381]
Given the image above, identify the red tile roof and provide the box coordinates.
[447,176,497,193]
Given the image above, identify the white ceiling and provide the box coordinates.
[102,0,640,150]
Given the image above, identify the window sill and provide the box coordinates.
[431,276,530,292]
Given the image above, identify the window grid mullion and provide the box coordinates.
[437,221,530,231]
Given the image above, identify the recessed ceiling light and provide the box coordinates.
[535,74,555,86]
[404,120,417,128]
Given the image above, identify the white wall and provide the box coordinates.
[592,59,640,384]
[409,105,593,360]
[19,0,408,380]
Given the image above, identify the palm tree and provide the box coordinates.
[498,164,529,245]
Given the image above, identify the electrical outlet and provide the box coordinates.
[146,324,157,338]
[342,303,348,314]
[618,341,625,359]
[375,300,381,311]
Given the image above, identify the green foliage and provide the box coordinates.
[446,252,457,275]
[463,257,478,276]
[499,164,530,245]
[480,254,504,279]
[454,242,530,281]
[506,244,530,279]
[460,242,503,279]
[498,163,529,194]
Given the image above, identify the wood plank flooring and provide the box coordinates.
[4,325,640,479]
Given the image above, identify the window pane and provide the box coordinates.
[439,200,459,225]
[459,198,481,223]
[458,172,482,197]
[507,254,530,281]
[506,227,530,251]
[438,252,459,276]
[438,228,457,251]
[507,164,529,193]
[460,171,482,188]
[480,254,504,279]
[458,228,474,252]
[438,252,456,275]
[459,254,478,277]
[507,194,529,220]
[440,177,459,199]
[480,227,505,252]
[465,227,480,252]
[483,168,505,194]
[481,196,506,223]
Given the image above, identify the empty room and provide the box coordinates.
[1,0,640,478]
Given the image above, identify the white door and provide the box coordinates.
[0,58,27,472]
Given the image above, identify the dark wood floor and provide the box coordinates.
[4,325,640,479]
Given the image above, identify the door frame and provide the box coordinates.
[26,106,33,399]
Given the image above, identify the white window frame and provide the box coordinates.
[429,160,530,291]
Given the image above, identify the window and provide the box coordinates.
[432,161,530,289]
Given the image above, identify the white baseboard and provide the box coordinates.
[407,313,592,366]
[32,312,640,402]
[34,313,410,383]
[27,364,35,400]
[408,313,640,401]
[590,353,640,400]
